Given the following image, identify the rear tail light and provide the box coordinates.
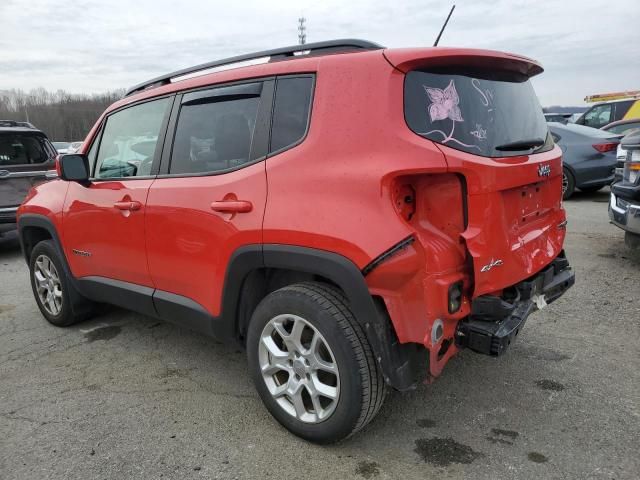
[592,142,618,153]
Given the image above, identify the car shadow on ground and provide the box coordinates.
[0,231,22,260]
[566,188,610,203]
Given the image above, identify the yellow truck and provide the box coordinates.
[575,90,640,129]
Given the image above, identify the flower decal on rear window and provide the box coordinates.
[424,80,463,123]
[420,79,480,151]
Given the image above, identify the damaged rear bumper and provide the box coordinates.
[455,251,574,356]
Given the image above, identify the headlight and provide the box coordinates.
[627,150,640,183]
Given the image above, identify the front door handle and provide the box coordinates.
[113,200,142,211]
[210,200,253,213]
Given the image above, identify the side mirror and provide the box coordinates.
[58,154,90,185]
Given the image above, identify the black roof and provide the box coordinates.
[0,120,36,129]
[125,39,384,97]
[0,127,45,134]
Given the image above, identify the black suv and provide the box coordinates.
[0,121,57,237]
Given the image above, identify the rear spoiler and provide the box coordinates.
[383,47,543,79]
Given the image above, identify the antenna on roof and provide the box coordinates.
[433,4,455,47]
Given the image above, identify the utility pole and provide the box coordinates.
[298,17,306,45]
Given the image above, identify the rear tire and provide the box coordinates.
[562,167,576,200]
[29,240,94,327]
[247,282,386,443]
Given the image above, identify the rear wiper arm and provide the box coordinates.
[495,138,545,152]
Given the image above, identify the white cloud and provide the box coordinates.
[0,0,638,105]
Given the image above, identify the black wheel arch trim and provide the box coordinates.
[18,213,93,317]
[17,214,65,264]
[256,245,427,391]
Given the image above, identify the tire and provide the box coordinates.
[580,185,604,193]
[247,282,386,443]
[562,167,576,200]
[29,240,93,327]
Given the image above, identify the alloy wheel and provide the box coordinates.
[562,172,568,194]
[34,254,63,316]
[258,314,340,423]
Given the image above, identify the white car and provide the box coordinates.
[68,141,83,153]
[52,142,71,154]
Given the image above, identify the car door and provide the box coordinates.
[62,96,173,287]
[144,80,273,323]
[0,131,56,219]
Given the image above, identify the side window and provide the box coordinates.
[583,104,612,128]
[94,97,170,179]
[270,76,313,153]
[613,100,633,121]
[170,92,261,175]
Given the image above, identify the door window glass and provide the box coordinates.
[94,98,170,178]
[170,96,260,174]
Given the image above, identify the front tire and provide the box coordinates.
[247,282,386,443]
[29,240,93,327]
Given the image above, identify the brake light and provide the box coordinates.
[592,143,618,153]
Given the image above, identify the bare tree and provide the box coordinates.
[0,88,124,141]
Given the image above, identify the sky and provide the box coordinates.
[0,0,638,106]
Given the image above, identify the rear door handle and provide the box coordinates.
[0,170,10,178]
[113,200,142,211]
[210,200,253,213]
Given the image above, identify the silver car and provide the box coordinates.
[0,121,57,237]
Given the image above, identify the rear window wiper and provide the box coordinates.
[495,138,545,152]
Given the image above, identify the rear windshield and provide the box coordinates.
[0,133,56,166]
[554,122,622,139]
[404,70,552,157]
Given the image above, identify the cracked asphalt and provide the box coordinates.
[1,188,639,479]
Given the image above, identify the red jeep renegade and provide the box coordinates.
[17,40,574,443]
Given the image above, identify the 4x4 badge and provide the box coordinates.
[538,163,551,177]
[480,258,503,273]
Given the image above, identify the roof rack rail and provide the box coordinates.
[0,120,36,128]
[125,38,384,97]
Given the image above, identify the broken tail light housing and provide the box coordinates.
[448,281,463,313]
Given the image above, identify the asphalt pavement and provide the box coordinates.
[1,188,639,479]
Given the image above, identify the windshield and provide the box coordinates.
[0,133,56,165]
[404,70,552,157]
